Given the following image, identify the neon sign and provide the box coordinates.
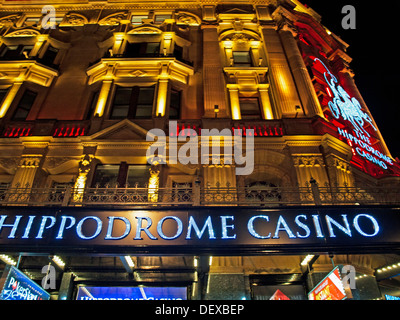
[0,212,381,242]
[313,58,392,170]
[315,58,376,137]
[1,207,399,255]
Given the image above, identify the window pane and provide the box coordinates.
[92,165,120,188]
[134,106,151,118]
[154,15,172,24]
[39,45,59,66]
[239,98,261,119]
[233,51,252,67]
[137,87,154,105]
[114,87,131,105]
[135,87,154,118]
[131,15,148,25]
[127,165,150,187]
[12,90,37,120]
[145,42,160,55]
[111,105,129,119]
[111,87,132,119]
[1,46,19,59]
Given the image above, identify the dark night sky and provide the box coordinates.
[301,0,400,159]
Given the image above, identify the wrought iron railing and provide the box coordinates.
[0,182,399,207]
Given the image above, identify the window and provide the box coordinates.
[173,44,183,60]
[0,45,33,60]
[23,16,41,27]
[131,14,148,25]
[12,90,37,121]
[169,89,181,119]
[154,14,172,24]
[239,97,261,119]
[126,165,150,187]
[125,42,160,57]
[39,45,59,67]
[92,165,120,188]
[92,164,150,188]
[135,87,155,118]
[43,16,64,28]
[110,86,155,120]
[232,51,252,67]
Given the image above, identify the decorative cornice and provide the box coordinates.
[0,61,58,87]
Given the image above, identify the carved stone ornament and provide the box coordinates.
[44,157,75,170]
[78,154,95,174]
[176,12,201,26]
[18,156,42,168]
[128,26,162,34]
[129,70,147,77]
[293,156,324,167]
[5,28,40,37]
[231,33,250,43]
[0,157,19,171]
[99,12,128,26]
[0,14,21,27]
[62,13,88,26]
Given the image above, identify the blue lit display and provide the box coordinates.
[0,265,50,300]
[76,286,187,300]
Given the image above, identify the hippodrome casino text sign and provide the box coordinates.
[0,207,400,254]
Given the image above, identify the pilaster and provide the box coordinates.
[202,25,229,118]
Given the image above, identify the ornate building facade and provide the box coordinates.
[0,0,399,300]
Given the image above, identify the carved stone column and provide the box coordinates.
[11,155,43,189]
[259,24,300,118]
[273,9,324,118]
[202,25,229,118]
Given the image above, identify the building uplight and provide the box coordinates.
[125,256,135,268]
[300,255,315,266]
[52,255,65,268]
[0,254,17,266]
[376,262,400,274]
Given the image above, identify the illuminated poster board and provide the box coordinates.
[76,286,187,300]
[308,267,346,300]
[253,285,306,300]
[0,265,50,300]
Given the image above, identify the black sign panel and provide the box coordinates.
[0,206,399,255]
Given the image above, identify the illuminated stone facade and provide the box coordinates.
[0,0,399,300]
